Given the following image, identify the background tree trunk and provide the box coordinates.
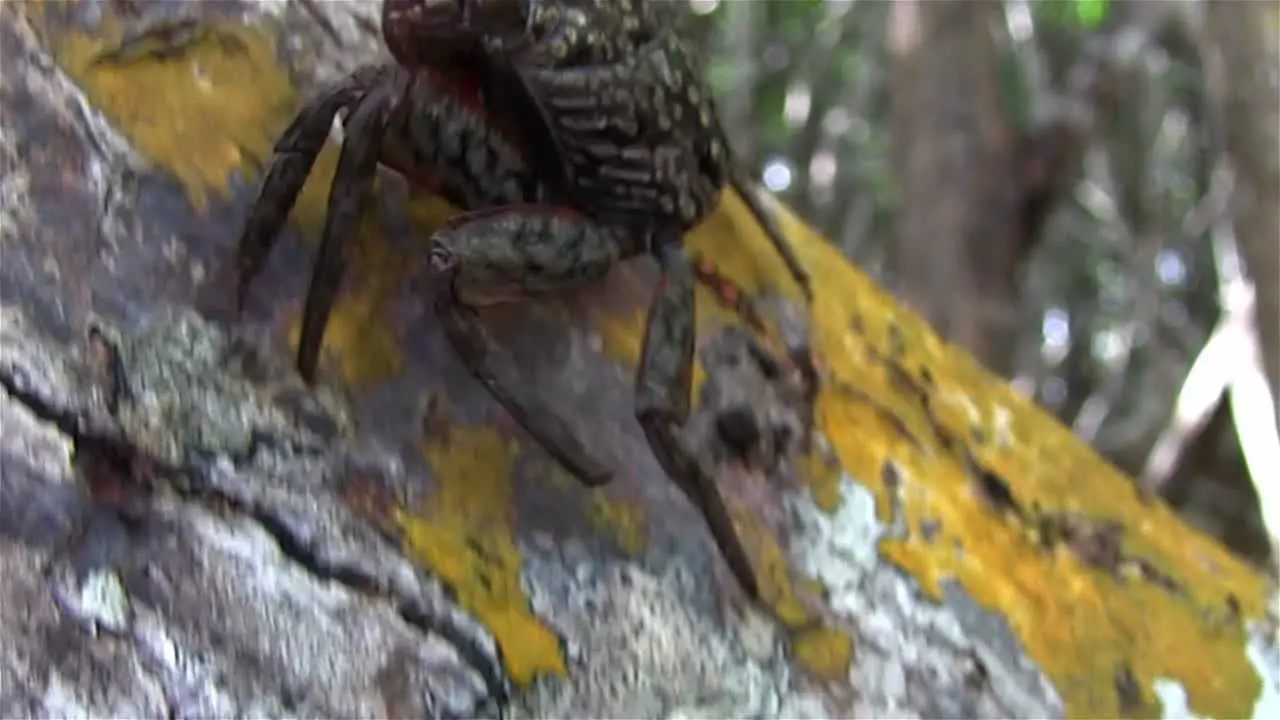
[888,0,1022,376]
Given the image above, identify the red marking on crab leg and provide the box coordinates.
[689,253,768,333]
[636,242,762,600]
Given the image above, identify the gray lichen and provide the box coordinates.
[0,306,505,717]
[789,473,1066,718]
[1,1,1213,717]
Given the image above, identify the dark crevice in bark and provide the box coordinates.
[0,362,94,442]
[186,474,513,716]
[0,351,511,715]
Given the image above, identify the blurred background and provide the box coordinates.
[678,0,1278,573]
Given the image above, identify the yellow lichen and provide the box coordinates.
[52,11,427,392]
[728,499,812,629]
[728,499,856,684]
[796,434,844,514]
[293,185,470,389]
[47,9,565,686]
[403,427,567,685]
[595,302,713,398]
[587,492,648,556]
[45,8,1271,715]
[694,191,1267,719]
[283,203,410,389]
[791,626,856,683]
[52,18,292,213]
[591,258,768,402]
[528,458,578,494]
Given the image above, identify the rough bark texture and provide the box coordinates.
[0,2,1274,719]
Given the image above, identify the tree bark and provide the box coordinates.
[0,2,1271,719]
[889,0,1021,376]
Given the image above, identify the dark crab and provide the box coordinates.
[443,0,822,424]
[234,0,817,600]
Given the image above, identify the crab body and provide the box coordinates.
[234,0,819,600]
[513,27,728,233]
[235,61,539,310]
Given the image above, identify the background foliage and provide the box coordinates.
[685,0,1278,571]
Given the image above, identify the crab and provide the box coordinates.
[233,0,818,600]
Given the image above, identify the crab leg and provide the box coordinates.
[635,241,761,600]
[293,79,401,383]
[728,168,815,303]
[428,206,637,486]
[236,64,391,314]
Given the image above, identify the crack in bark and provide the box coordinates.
[0,359,99,443]
[183,476,513,716]
[0,337,510,716]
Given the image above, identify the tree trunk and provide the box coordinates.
[888,0,1021,376]
[0,2,1271,719]
[887,0,1204,380]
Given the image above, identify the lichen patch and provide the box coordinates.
[49,8,428,392]
[693,190,1268,719]
[39,4,1272,715]
[52,17,292,213]
[400,426,568,687]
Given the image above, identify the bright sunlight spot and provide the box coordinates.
[1157,250,1188,287]
[763,160,794,192]
[810,151,838,190]
[1042,307,1071,365]
[784,85,812,126]
[688,0,719,17]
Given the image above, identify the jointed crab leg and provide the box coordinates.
[428,206,636,486]
[226,0,795,603]
[235,65,391,314]
[437,300,614,485]
[636,241,761,599]
[295,80,400,383]
[728,168,815,303]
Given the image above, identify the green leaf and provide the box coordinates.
[1075,0,1109,28]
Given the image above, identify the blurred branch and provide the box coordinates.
[835,187,878,261]
[830,6,891,260]
[1071,66,1169,442]
[1014,0,1207,267]
[1073,120,1236,449]
[1141,164,1280,577]
[888,0,1187,374]
[1201,0,1280,436]
[1070,243,1164,443]
[1002,0,1051,119]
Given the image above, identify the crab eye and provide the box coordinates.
[429,246,457,273]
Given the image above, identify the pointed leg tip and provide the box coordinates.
[567,458,614,487]
[295,353,319,386]
[720,539,763,602]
